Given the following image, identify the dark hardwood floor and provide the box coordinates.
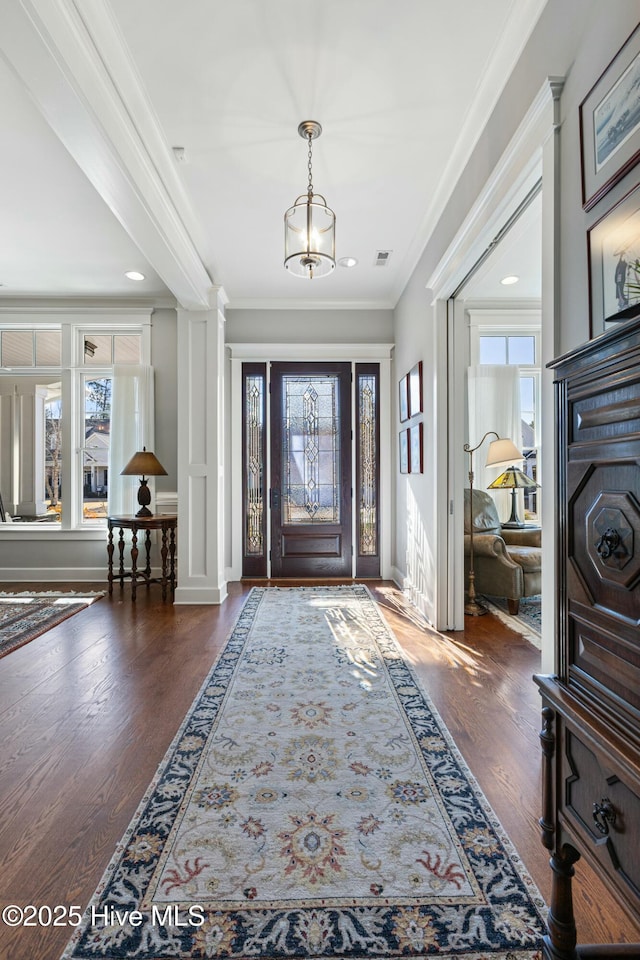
[0,580,638,959]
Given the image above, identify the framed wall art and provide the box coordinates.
[399,429,409,474]
[409,422,423,474]
[588,180,640,335]
[580,24,640,211]
[398,374,409,422]
[408,361,423,417]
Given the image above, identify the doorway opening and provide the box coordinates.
[240,361,381,579]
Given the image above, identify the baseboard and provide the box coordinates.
[174,582,228,605]
[0,567,108,582]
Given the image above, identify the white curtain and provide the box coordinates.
[467,364,521,523]
[108,365,155,518]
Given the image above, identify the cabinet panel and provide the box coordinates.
[562,729,640,903]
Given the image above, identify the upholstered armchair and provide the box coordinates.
[464,489,541,614]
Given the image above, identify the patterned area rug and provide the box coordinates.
[62,585,546,959]
[0,591,104,659]
[481,596,541,650]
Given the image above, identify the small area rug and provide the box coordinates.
[482,596,541,649]
[0,591,104,659]
[62,584,546,960]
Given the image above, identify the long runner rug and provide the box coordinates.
[0,591,103,658]
[62,585,546,959]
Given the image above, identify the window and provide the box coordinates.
[0,317,149,528]
[471,313,541,522]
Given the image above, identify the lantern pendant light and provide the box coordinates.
[284,121,336,279]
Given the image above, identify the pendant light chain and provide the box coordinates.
[307,133,314,198]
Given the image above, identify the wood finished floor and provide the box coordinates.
[0,580,638,959]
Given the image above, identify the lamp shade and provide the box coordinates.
[485,437,523,469]
[120,448,168,478]
[487,466,539,490]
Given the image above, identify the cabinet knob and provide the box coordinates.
[592,798,616,835]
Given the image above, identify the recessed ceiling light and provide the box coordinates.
[338,257,358,268]
[501,275,519,285]
[125,270,145,281]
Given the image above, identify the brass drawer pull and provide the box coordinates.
[592,798,616,835]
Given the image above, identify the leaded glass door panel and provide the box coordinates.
[270,362,352,577]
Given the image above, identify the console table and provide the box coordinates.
[107,514,177,601]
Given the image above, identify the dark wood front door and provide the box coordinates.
[270,362,352,577]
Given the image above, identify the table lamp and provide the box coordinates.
[120,447,167,518]
[488,465,539,528]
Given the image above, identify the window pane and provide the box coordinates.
[83,377,111,521]
[84,335,112,365]
[479,336,506,364]
[114,334,142,364]
[35,330,62,366]
[44,386,63,518]
[507,336,535,365]
[245,373,265,556]
[282,375,340,524]
[2,331,33,366]
[358,372,377,556]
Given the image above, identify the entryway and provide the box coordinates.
[238,359,382,580]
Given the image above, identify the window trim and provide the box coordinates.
[468,308,542,522]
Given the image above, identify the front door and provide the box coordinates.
[270,362,352,577]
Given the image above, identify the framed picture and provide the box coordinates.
[398,375,409,422]
[588,180,640,335]
[409,422,423,474]
[580,24,640,211]
[408,361,423,417]
[399,429,409,474]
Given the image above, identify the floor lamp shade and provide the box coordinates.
[120,447,167,518]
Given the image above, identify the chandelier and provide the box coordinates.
[284,121,336,279]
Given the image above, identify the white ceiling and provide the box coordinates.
[0,0,547,310]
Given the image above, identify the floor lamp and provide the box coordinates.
[464,432,523,616]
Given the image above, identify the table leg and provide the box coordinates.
[145,529,152,582]
[131,529,139,601]
[160,525,168,600]
[117,528,125,587]
[107,525,114,595]
[169,526,177,594]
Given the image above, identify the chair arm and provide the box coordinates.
[502,527,541,548]
[464,533,521,568]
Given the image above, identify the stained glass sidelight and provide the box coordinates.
[358,372,377,555]
[282,375,340,524]
[245,373,265,555]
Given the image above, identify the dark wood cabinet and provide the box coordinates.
[534,317,640,959]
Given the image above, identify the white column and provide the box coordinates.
[174,287,228,604]
[16,384,48,517]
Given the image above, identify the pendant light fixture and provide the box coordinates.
[284,121,336,279]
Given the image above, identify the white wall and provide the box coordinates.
[226,309,394,344]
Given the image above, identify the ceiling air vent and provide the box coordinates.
[374,250,392,266]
